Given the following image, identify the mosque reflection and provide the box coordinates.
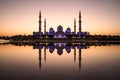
[33,42,89,71]
[1,42,120,71]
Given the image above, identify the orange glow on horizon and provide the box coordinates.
[0,0,120,36]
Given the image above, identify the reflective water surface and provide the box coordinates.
[0,43,120,80]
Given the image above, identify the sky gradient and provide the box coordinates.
[0,0,120,36]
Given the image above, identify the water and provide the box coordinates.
[0,43,120,80]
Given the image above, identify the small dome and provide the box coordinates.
[57,25,63,31]
[65,27,71,33]
[49,27,55,33]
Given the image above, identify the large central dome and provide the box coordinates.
[57,25,63,32]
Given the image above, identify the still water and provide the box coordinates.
[0,43,120,80]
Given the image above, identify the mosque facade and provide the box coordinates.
[33,11,89,38]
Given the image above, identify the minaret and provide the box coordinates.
[79,48,82,71]
[44,18,46,34]
[74,18,76,34]
[44,47,46,62]
[79,10,81,32]
[39,49,42,70]
[74,47,76,62]
[39,10,42,32]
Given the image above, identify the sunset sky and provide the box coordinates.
[0,0,120,36]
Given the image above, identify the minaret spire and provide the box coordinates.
[44,18,46,34]
[74,18,76,34]
[39,10,42,32]
[79,10,81,32]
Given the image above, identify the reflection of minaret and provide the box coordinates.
[74,18,76,34]
[74,47,76,62]
[44,18,46,34]
[79,48,82,71]
[44,47,46,62]
[79,10,81,32]
[39,49,42,70]
[39,10,42,32]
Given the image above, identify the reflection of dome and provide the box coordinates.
[49,46,55,53]
[57,25,63,31]
[65,46,71,53]
[57,48,63,55]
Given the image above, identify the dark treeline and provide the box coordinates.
[0,34,120,41]
[0,35,33,40]
[86,35,120,41]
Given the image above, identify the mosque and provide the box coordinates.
[33,11,89,38]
